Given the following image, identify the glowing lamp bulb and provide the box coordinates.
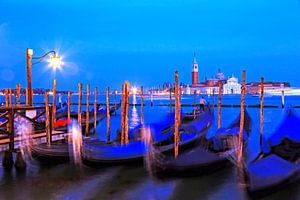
[131,87,137,95]
[49,55,62,69]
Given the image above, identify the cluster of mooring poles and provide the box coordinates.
[0,67,286,173]
[1,80,126,170]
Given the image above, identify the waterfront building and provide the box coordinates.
[223,75,241,94]
[246,82,291,94]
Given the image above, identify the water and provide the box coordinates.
[0,94,300,199]
[68,121,83,167]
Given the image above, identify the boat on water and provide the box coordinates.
[147,109,252,178]
[54,104,120,132]
[243,108,300,198]
[30,105,120,164]
[81,106,214,166]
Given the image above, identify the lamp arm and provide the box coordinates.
[32,59,44,65]
[32,50,56,60]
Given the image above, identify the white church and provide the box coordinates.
[223,75,241,94]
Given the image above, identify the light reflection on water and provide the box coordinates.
[129,94,140,130]
[15,118,33,162]
[0,95,299,199]
[68,121,82,167]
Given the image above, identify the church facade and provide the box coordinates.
[223,75,241,94]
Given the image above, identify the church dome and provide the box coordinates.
[228,75,238,83]
[216,68,225,80]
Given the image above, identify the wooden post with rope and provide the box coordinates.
[94,87,98,134]
[86,84,90,136]
[78,83,82,131]
[260,76,264,152]
[174,71,181,158]
[218,82,223,129]
[237,70,246,184]
[106,87,111,142]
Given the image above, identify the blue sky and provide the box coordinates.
[1,0,300,91]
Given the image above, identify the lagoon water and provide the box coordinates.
[0,94,300,200]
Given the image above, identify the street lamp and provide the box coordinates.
[26,48,62,106]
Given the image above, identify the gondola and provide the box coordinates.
[244,108,300,198]
[30,105,120,164]
[127,111,175,142]
[81,106,214,166]
[54,104,120,132]
[148,109,252,178]
[36,102,68,122]
[55,104,110,120]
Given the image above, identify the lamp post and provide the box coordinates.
[26,48,61,106]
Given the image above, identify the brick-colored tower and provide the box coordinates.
[192,53,198,85]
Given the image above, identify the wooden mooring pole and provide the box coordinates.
[5,89,9,131]
[281,83,285,109]
[86,84,90,136]
[218,82,222,129]
[174,71,181,158]
[5,88,8,107]
[45,92,51,146]
[16,84,21,106]
[260,77,264,152]
[67,91,71,120]
[52,79,57,129]
[94,87,98,134]
[25,88,29,106]
[212,89,215,109]
[106,87,111,142]
[237,70,246,183]
[8,107,15,152]
[140,86,144,125]
[169,89,172,112]
[124,82,130,144]
[114,90,117,115]
[121,84,125,144]
[78,83,82,130]
[121,81,130,144]
[193,90,196,117]
[9,88,13,107]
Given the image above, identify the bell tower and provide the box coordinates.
[192,53,198,85]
